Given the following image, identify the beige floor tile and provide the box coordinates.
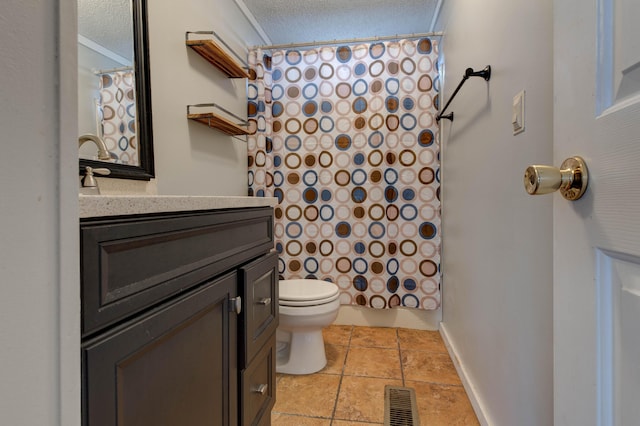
[332,420,383,425]
[406,381,479,426]
[273,373,341,418]
[321,344,347,375]
[274,326,474,424]
[323,324,353,346]
[402,350,462,385]
[343,346,402,379]
[271,412,332,425]
[334,376,402,423]
[398,328,448,353]
[350,326,398,348]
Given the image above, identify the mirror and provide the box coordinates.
[78,0,154,180]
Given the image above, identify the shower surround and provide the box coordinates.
[248,38,441,310]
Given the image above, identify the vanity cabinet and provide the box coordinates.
[81,206,278,426]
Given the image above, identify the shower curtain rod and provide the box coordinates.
[254,31,443,51]
[93,65,134,75]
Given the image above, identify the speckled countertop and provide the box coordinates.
[79,195,278,218]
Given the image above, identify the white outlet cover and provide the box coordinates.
[512,90,525,135]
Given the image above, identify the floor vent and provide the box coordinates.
[384,385,420,426]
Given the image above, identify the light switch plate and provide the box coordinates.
[512,90,525,135]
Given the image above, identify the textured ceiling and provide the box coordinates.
[241,0,439,46]
[78,0,133,60]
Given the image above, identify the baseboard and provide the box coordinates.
[333,305,441,330]
[439,322,492,426]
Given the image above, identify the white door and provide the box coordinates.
[554,0,640,425]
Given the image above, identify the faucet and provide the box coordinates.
[80,166,111,194]
[78,134,112,161]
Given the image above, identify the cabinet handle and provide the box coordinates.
[257,297,271,306]
[229,296,242,314]
[251,384,268,395]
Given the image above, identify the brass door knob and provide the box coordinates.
[524,156,588,201]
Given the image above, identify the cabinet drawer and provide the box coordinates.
[241,339,276,426]
[82,272,238,426]
[240,251,279,366]
[81,207,273,336]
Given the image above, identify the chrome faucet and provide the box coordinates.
[78,134,112,161]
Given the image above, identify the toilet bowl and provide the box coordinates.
[276,279,340,375]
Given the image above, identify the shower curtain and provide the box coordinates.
[248,39,441,310]
[98,70,138,165]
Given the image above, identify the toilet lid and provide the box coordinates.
[279,279,339,304]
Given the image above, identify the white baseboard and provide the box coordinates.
[333,305,441,330]
[439,322,491,426]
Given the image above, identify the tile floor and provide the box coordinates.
[272,325,479,425]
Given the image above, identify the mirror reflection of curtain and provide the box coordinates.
[98,70,138,166]
[248,39,441,311]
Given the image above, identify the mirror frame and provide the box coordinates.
[79,0,155,180]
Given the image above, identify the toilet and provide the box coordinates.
[276,279,340,375]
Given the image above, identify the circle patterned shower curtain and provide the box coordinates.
[248,38,441,310]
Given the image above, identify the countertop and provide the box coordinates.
[79,195,278,218]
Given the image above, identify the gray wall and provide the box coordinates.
[149,0,264,196]
[93,0,267,196]
[436,0,554,424]
[0,0,79,424]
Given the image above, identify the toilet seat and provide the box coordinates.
[279,279,339,307]
[279,292,340,307]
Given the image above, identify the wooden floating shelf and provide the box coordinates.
[186,39,250,79]
[187,112,250,136]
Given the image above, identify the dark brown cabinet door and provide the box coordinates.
[82,272,238,426]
